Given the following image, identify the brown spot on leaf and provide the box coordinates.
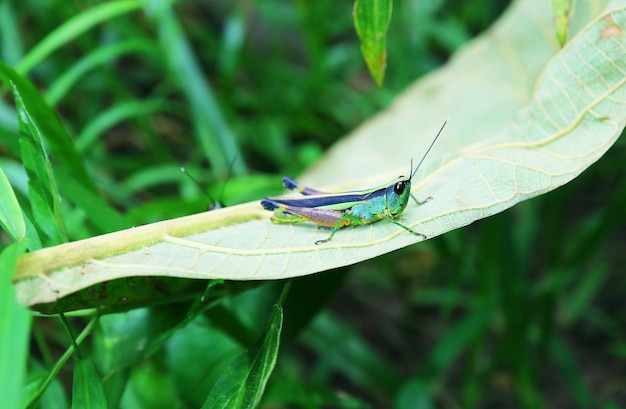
[601,16,622,38]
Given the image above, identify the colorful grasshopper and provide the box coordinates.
[261,120,446,245]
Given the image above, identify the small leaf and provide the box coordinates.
[72,359,108,409]
[201,302,283,409]
[0,61,93,190]
[16,0,143,76]
[353,0,392,86]
[76,99,167,152]
[304,311,401,395]
[552,0,574,46]
[561,265,608,323]
[46,39,154,106]
[0,166,25,241]
[18,135,66,244]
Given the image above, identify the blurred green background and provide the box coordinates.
[1,0,625,408]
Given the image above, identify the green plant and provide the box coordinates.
[1,0,625,408]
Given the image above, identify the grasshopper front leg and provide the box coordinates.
[409,193,433,206]
[386,217,427,240]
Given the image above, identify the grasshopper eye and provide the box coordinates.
[394,181,407,195]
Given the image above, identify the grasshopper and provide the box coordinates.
[261,120,446,245]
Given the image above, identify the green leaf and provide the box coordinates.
[22,316,99,409]
[15,0,143,75]
[72,359,108,409]
[560,264,609,324]
[95,304,198,375]
[551,0,574,46]
[124,362,180,409]
[75,99,168,152]
[417,308,491,380]
[18,135,66,244]
[201,301,283,409]
[0,242,30,409]
[166,315,245,407]
[13,0,626,312]
[147,0,246,177]
[0,61,93,190]
[0,166,25,241]
[353,0,392,86]
[550,336,593,406]
[0,60,132,241]
[46,39,155,106]
[55,167,131,234]
[0,2,22,67]
[304,311,401,396]
[395,309,492,407]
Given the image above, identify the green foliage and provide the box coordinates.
[1,0,625,408]
[353,0,392,86]
[72,359,108,409]
[0,242,30,409]
[551,0,574,46]
[201,300,283,409]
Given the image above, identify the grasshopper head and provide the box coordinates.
[385,120,446,219]
[386,176,412,217]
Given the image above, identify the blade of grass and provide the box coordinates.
[0,61,94,190]
[76,98,169,152]
[560,264,608,324]
[415,307,492,384]
[0,159,43,249]
[0,166,25,241]
[304,311,402,398]
[0,1,22,66]
[1,62,133,236]
[1,62,72,244]
[121,164,193,194]
[15,0,143,75]
[0,242,30,409]
[18,127,67,244]
[72,359,108,409]
[147,0,246,177]
[551,335,592,407]
[201,285,286,409]
[23,314,99,409]
[563,176,626,268]
[46,39,156,106]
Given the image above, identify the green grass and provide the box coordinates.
[1,0,625,408]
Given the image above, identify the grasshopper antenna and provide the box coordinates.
[180,167,221,209]
[410,118,448,180]
[180,158,237,210]
[213,157,237,210]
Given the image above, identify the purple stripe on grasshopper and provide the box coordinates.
[262,198,350,228]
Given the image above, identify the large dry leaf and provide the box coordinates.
[14,0,626,312]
